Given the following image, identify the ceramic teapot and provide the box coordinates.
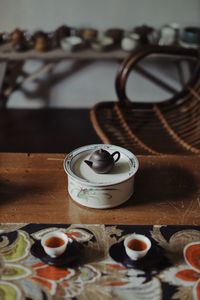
[84,149,120,174]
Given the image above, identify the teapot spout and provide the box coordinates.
[84,160,93,169]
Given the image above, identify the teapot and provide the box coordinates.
[84,149,120,174]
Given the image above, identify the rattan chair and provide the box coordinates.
[91,46,200,155]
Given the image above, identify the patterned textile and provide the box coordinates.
[0,224,199,300]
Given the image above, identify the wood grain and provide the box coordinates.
[0,153,200,224]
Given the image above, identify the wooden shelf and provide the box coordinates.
[0,43,197,62]
[0,43,128,61]
[0,44,197,109]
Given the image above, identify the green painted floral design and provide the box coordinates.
[0,224,198,300]
[1,231,31,263]
[0,230,32,299]
[71,188,118,201]
[0,281,21,300]
[78,265,100,283]
[1,264,31,281]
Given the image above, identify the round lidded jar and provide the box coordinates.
[64,144,139,209]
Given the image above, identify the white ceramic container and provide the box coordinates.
[64,144,139,209]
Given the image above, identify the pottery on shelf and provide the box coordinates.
[105,28,124,44]
[0,32,8,44]
[121,33,140,51]
[158,24,179,46]
[182,27,200,45]
[9,28,29,51]
[78,28,98,43]
[60,36,84,52]
[134,24,154,45]
[10,28,25,44]
[33,31,50,52]
[91,36,114,51]
[55,25,72,46]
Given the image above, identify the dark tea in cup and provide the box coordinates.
[124,233,151,260]
[127,239,147,251]
[45,236,65,248]
[41,231,69,257]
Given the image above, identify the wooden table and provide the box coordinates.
[0,153,200,224]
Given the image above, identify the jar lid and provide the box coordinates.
[64,144,139,186]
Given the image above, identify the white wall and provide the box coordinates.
[0,0,199,108]
[1,0,199,31]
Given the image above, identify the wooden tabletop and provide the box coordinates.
[0,153,200,224]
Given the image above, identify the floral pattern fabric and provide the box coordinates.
[0,224,199,300]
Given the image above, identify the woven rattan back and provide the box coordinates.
[91,46,200,155]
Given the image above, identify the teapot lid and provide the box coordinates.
[64,144,139,186]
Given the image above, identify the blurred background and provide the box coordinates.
[0,0,199,152]
[1,0,199,108]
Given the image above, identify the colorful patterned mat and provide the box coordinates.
[0,224,199,300]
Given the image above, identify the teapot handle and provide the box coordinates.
[111,151,120,163]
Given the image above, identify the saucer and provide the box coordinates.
[31,239,84,267]
[109,240,168,271]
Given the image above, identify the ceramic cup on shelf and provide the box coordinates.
[105,28,124,45]
[91,36,114,51]
[9,28,29,52]
[33,31,50,52]
[54,25,71,47]
[124,233,151,260]
[78,28,98,44]
[158,24,180,46]
[60,36,84,52]
[10,28,25,44]
[41,231,69,258]
[0,32,9,45]
[121,33,140,51]
[181,27,200,45]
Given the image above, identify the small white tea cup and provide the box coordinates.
[121,33,139,51]
[124,233,151,260]
[41,231,69,258]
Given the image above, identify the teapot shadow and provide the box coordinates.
[0,179,47,204]
[109,161,130,175]
[126,163,198,205]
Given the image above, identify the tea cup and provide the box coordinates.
[124,233,151,260]
[41,231,69,258]
[121,33,140,51]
